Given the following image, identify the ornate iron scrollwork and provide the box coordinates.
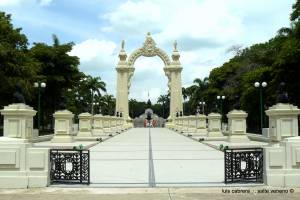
[224,148,263,183]
[50,149,90,184]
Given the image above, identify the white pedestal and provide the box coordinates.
[51,110,74,143]
[264,137,300,187]
[1,103,37,139]
[187,115,197,133]
[102,116,113,134]
[93,114,105,136]
[227,110,250,142]
[196,114,207,134]
[77,112,93,137]
[266,103,300,142]
[207,113,223,137]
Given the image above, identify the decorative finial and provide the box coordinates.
[121,40,125,50]
[173,40,177,51]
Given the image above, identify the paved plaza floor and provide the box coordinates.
[1,187,299,200]
[90,128,224,187]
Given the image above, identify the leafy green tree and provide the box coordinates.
[30,34,81,127]
[157,94,170,118]
[0,12,39,106]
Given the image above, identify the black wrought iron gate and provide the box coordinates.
[50,149,90,184]
[224,148,263,184]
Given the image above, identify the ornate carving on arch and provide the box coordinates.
[127,33,171,67]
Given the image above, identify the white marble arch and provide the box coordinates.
[115,33,183,121]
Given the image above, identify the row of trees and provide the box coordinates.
[129,94,170,119]
[0,12,115,130]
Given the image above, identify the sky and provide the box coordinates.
[0,0,295,102]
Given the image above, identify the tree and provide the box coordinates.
[30,34,81,127]
[100,94,115,115]
[157,94,170,118]
[0,12,39,106]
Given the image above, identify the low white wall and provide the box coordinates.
[0,137,49,188]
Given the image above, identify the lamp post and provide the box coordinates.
[217,95,225,122]
[199,101,206,114]
[34,82,46,130]
[92,102,99,115]
[254,81,267,130]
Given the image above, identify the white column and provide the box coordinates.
[207,113,222,137]
[77,112,93,137]
[0,103,49,188]
[187,115,197,133]
[1,103,36,139]
[266,103,300,142]
[196,114,207,134]
[51,110,74,143]
[93,114,104,136]
[227,110,250,142]
[264,103,300,186]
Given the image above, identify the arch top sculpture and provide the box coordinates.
[115,33,183,121]
[127,32,171,67]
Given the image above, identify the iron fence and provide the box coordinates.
[224,148,263,184]
[50,149,90,184]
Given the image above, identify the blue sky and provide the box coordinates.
[0,0,295,102]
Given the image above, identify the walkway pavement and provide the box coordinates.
[90,128,224,187]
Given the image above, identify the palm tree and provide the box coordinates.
[157,94,170,118]
[100,94,115,115]
[187,77,209,110]
[85,76,106,97]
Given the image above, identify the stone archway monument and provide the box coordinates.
[115,33,183,121]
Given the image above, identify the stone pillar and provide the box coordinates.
[196,114,207,134]
[110,117,117,133]
[77,113,93,137]
[227,110,250,142]
[0,104,49,188]
[164,45,183,121]
[51,110,74,143]
[93,114,104,136]
[266,103,300,142]
[115,39,133,121]
[181,116,189,133]
[102,115,112,134]
[263,103,300,186]
[174,118,179,131]
[207,113,222,137]
[187,115,197,133]
[1,103,37,139]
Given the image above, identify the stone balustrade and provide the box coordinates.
[77,112,93,137]
[51,109,75,143]
[170,115,208,135]
[227,110,249,142]
[195,114,207,134]
[263,103,300,187]
[0,103,49,188]
[92,114,105,136]
[187,115,197,133]
[207,112,222,137]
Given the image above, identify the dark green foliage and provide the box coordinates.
[0,12,39,105]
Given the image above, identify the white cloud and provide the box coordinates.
[0,0,22,6]
[101,1,162,36]
[69,39,118,96]
[38,0,52,6]
[0,0,53,7]
[69,39,116,62]
[98,0,292,102]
